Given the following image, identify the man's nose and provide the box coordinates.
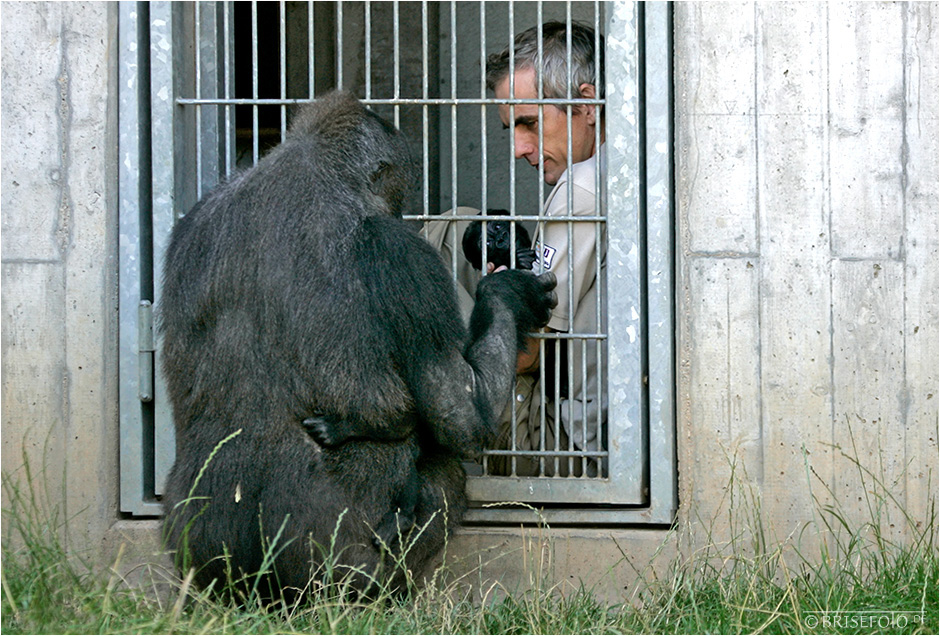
[513,132,535,160]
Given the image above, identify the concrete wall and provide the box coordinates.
[674,1,938,551]
[1,1,119,553]
[1,0,937,599]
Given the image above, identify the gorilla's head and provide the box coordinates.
[289,91,418,217]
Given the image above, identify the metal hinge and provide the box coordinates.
[138,300,154,402]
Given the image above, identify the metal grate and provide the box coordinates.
[118,0,675,524]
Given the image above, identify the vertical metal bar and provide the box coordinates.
[536,3,545,214]
[365,0,371,100]
[393,1,400,128]
[449,0,458,279]
[507,1,518,475]
[505,8,518,286]
[422,0,429,218]
[594,0,604,476]
[536,1,548,473]
[223,0,233,176]
[605,0,645,501]
[194,1,203,201]
[336,1,343,89]
[565,2,575,477]
[149,1,178,497]
[119,1,162,515]
[551,337,559,476]
[644,1,677,519]
[308,0,314,98]
[581,335,588,476]
[195,4,227,197]
[251,0,259,164]
[279,0,286,141]
[479,2,487,270]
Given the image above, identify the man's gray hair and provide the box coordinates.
[485,21,604,103]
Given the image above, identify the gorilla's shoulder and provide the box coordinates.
[351,215,465,335]
[351,216,450,279]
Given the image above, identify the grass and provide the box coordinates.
[2,447,937,634]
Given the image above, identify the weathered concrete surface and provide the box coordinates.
[429,526,677,606]
[1,2,119,554]
[675,1,938,556]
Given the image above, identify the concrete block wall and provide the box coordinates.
[1,2,118,553]
[675,1,938,551]
[1,0,937,597]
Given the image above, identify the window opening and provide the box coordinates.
[118,0,675,524]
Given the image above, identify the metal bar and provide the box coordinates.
[507,1,516,264]
[176,96,605,106]
[449,0,458,279]
[149,1,178,499]
[643,0,678,523]
[565,2,576,479]
[195,2,226,195]
[119,1,162,516]
[279,0,286,141]
[594,0,605,478]
[336,1,343,88]
[603,0,644,502]
[464,507,667,526]
[485,449,608,458]
[365,0,371,99]
[194,0,203,200]
[479,2,488,269]
[551,338,559,476]
[406,213,607,222]
[507,3,518,476]
[223,0,232,176]
[393,1,400,128]
[536,4,548,476]
[308,0,314,98]
[421,0,429,217]
[251,0,259,163]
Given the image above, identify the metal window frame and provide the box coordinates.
[118,0,676,525]
[464,1,676,525]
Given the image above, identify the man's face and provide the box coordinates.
[494,67,599,186]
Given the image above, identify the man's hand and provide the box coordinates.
[517,335,541,374]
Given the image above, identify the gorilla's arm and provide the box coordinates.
[414,267,556,454]
[311,215,555,456]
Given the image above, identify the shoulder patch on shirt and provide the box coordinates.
[535,241,557,270]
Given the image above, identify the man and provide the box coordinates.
[428,21,606,477]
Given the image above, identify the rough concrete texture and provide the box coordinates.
[1,1,119,555]
[675,1,938,557]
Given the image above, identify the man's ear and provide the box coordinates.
[578,83,598,124]
[579,82,597,99]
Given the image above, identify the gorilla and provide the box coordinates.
[159,91,556,600]
[461,209,537,271]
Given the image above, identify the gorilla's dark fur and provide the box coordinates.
[461,209,537,271]
[159,91,556,599]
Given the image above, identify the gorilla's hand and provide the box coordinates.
[472,270,557,352]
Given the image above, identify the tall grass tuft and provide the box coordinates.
[2,442,937,634]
